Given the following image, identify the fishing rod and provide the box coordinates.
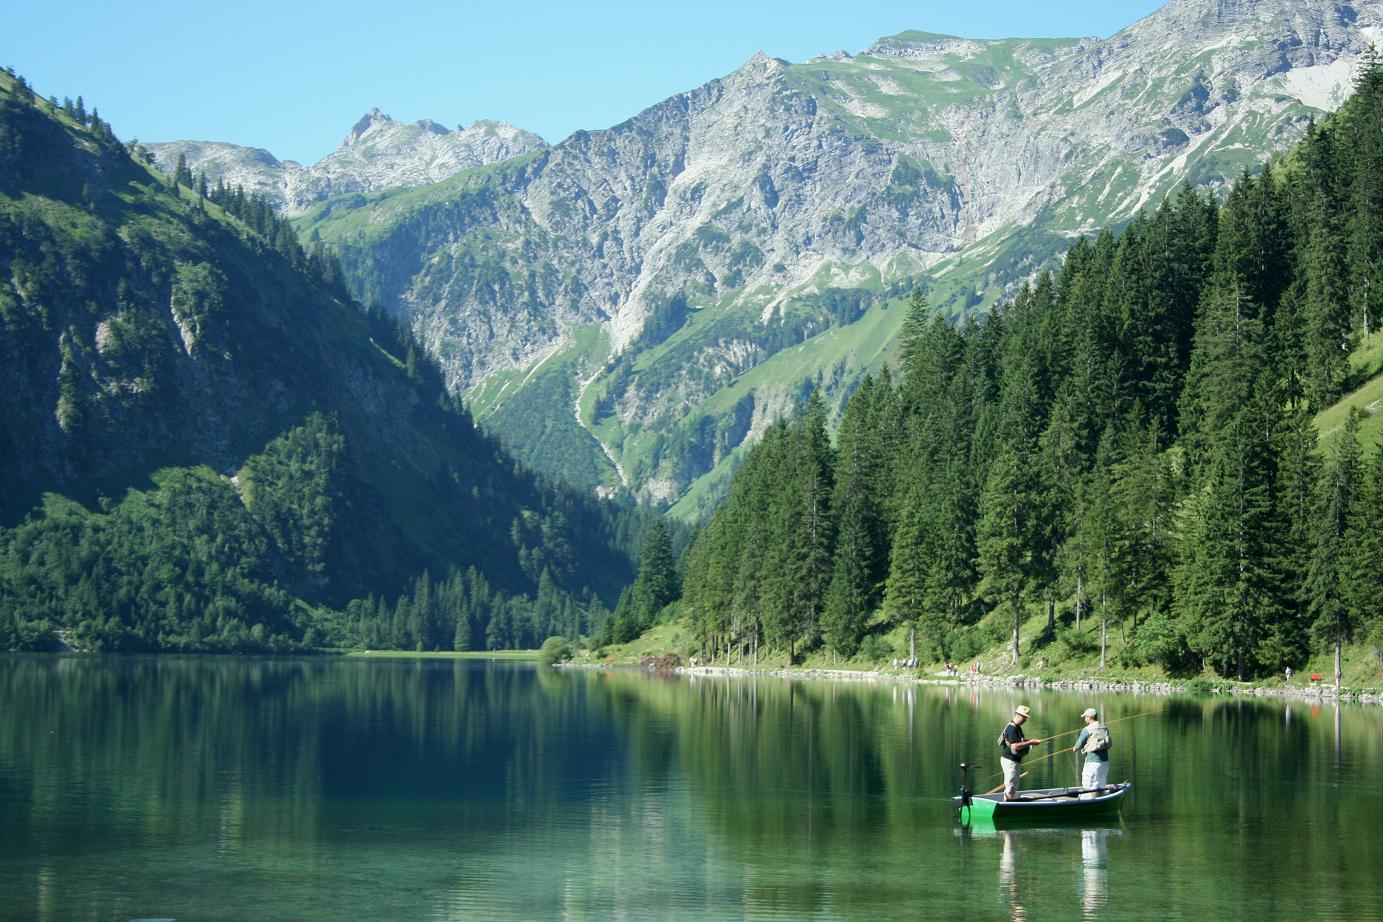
[985,708,1163,777]
[984,772,1025,795]
[1008,708,1163,772]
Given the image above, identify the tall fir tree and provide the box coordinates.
[976,444,1038,666]
[1176,400,1283,680]
[1308,409,1364,686]
[822,378,885,657]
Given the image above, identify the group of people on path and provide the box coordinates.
[998,704,1111,801]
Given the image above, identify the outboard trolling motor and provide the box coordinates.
[958,762,976,824]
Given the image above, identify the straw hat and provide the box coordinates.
[1014,705,1032,718]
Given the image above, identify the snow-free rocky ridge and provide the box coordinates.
[162,0,1383,512]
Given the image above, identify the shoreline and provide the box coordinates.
[569,660,1383,705]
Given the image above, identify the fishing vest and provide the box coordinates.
[1082,722,1111,754]
[997,722,1025,759]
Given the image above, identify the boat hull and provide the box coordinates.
[954,783,1131,824]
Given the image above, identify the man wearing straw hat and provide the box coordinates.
[999,705,1040,801]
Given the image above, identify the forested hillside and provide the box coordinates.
[642,59,1383,683]
[0,71,642,653]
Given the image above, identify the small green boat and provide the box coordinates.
[954,783,1132,824]
[952,762,1130,825]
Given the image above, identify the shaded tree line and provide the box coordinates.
[346,565,600,652]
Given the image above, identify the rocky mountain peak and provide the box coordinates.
[149,108,547,217]
[739,51,790,77]
[345,107,393,145]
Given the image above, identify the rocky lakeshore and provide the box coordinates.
[568,658,1383,705]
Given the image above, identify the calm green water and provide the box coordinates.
[2,656,1382,920]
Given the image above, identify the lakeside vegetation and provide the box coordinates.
[610,59,1383,687]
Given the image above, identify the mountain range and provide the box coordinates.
[151,0,1383,515]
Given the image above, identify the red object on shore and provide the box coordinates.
[1311,673,1322,682]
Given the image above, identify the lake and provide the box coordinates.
[2,656,1381,920]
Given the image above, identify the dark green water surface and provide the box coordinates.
[2,656,1381,920]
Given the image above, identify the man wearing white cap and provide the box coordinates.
[999,705,1040,801]
[1072,707,1111,797]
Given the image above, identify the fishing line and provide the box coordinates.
[985,708,1162,777]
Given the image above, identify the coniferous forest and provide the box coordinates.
[656,60,1383,682]
[0,69,648,653]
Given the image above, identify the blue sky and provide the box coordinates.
[8,0,1166,164]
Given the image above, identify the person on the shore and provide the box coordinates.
[1071,707,1110,798]
[1000,705,1039,801]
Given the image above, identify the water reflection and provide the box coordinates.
[962,821,1122,921]
[1081,827,1109,917]
[998,831,1027,922]
[3,657,1383,920]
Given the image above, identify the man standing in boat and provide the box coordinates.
[1072,706,1111,798]
[1000,705,1040,800]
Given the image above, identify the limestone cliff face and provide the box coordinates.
[189,0,1383,506]
[147,110,546,216]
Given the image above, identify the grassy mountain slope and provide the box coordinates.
[1316,331,1383,451]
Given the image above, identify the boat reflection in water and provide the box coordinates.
[960,820,1123,921]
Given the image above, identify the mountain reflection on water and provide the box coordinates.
[1,656,1381,920]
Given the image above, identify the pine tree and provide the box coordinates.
[976,445,1038,666]
[1210,165,1290,322]
[762,395,834,662]
[632,517,679,633]
[1269,406,1319,670]
[1135,185,1217,437]
[920,463,975,658]
[1347,60,1383,339]
[1109,418,1176,634]
[681,515,734,659]
[1295,124,1352,409]
[173,152,193,189]
[1179,280,1260,478]
[822,378,884,657]
[1072,430,1120,668]
[897,288,932,381]
[1176,401,1282,680]
[1309,409,1364,687]
[883,482,930,661]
